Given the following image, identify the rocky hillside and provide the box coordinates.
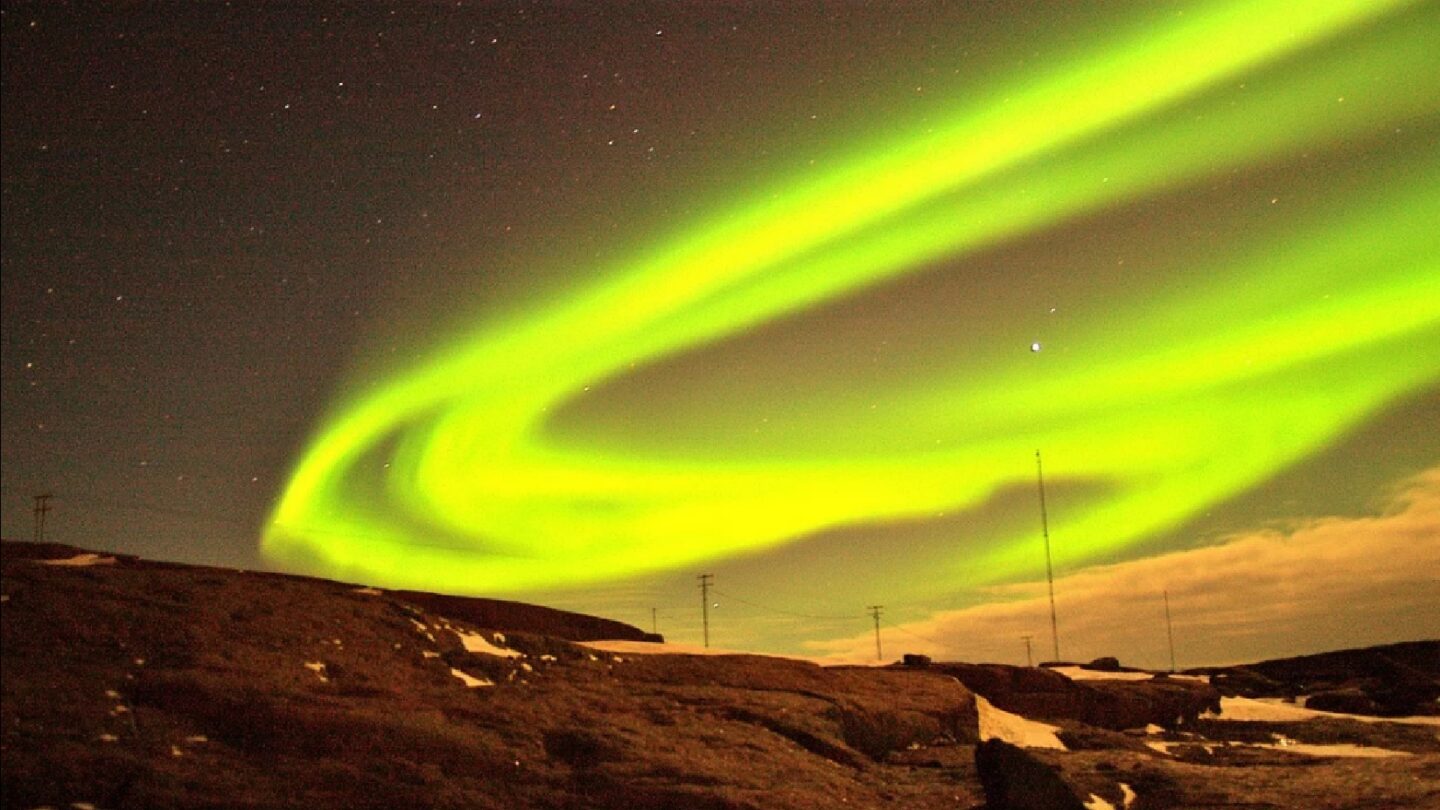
[1,542,983,809]
[1195,641,1440,717]
[4,541,1438,809]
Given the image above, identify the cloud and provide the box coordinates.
[806,467,1440,668]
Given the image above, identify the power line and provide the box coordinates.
[709,587,859,621]
[698,574,713,648]
[880,617,944,648]
[1036,450,1061,663]
[32,494,53,542]
[1164,589,1177,673]
[867,605,884,661]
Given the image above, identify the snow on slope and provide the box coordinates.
[975,694,1066,750]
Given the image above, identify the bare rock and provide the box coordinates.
[974,739,1086,810]
[1305,688,1381,715]
[1086,656,1122,672]
[937,662,1220,730]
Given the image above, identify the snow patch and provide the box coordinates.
[1053,666,1154,682]
[452,628,522,658]
[1255,741,1411,758]
[303,661,329,682]
[1145,740,1218,756]
[1084,794,1115,810]
[975,694,1066,750]
[352,587,383,595]
[1209,696,1440,726]
[450,668,494,688]
[1147,737,1410,759]
[1120,782,1136,808]
[1264,732,1411,758]
[39,553,116,567]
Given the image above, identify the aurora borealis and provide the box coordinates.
[5,1,1438,664]
[264,0,1438,597]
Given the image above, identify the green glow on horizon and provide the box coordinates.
[264,0,1440,596]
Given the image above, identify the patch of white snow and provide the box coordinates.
[1209,697,1440,726]
[454,629,522,658]
[449,668,494,688]
[39,553,116,567]
[1051,666,1154,682]
[975,695,1066,750]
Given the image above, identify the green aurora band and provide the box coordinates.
[264,0,1440,596]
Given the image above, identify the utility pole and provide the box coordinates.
[1036,451,1060,663]
[651,606,658,636]
[32,494,53,543]
[1164,589,1177,673]
[1021,635,1034,668]
[698,574,714,648]
[868,605,884,661]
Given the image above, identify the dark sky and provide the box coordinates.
[2,1,989,558]
[0,1,817,562]
[4,2,1437,665]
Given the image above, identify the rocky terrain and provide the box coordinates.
[1195,641,1440,718]
[3,541,1438,809]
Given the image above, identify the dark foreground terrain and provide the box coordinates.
[3,541,1437,809]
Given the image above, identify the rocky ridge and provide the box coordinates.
[3,541,1438,809]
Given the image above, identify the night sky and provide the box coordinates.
[4,1,1437,667]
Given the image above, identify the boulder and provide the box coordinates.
[1203,642,1440,716]
[1208,666,1286,698]
[1306,688,1381,716]
[974,739,1086,810]
[937,662,1220,730]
